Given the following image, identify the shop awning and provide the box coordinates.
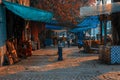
[3,1,53,23]
[47,20,58,25]
[77,16,99,27]
[45,25,63,30]
[71,16,99,33]
[70,25,97,33]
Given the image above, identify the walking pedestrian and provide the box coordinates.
[67,33,71,48]
[62,34,66,47]
[58,39,63,61]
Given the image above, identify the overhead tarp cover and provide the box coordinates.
[77,16,99,27]
[80,2,120,16]
[47,20,58,25]
[3,1,53,23]
[71,16,99,33]
[45,25,63,30]
[71,25,97,33]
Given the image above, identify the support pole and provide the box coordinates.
[100,20,103,44]
[104,20,107,46]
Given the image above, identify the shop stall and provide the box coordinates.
[70,16,100,53]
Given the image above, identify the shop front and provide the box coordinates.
[0,0,53,66]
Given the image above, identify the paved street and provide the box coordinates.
[0,47,120,80]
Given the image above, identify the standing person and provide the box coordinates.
[67,33,71,48]
[38,33,41,49]
[62,34,66,47]
[78,40,84,53]
[31,34,35,50]
[53,33,58,47]
[58,39,63,61]
[40,32,46,48]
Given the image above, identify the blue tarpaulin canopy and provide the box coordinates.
[3,1,53,23]
[71,24,97,33]
[47,20,58,25]
[77,16,99,27]
[45,25,63,30]
[71,16,99,33]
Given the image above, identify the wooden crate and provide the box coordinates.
[99,46,111,64]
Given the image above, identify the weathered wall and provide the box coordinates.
[30,22,45,42]
[111,0,120,45]
[0,5,7,47]
[0,4,7,66]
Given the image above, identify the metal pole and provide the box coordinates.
[100,20,103,44]
[102,0,104,4]
[102,0,107,46]
[104,20,107,46]
[97,0,102,44]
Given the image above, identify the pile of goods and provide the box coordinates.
[99,45,111,64]
[3,40,32,65]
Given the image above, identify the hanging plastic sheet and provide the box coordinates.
[71,16,99,33]
[80,2,120,17]
[77,16,99,27]
[3,1,53,23]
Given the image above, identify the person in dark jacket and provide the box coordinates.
[58,39,63,61]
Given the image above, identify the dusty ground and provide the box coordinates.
[0,46,120,80]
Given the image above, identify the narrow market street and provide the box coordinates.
[1,0,120,80]
[0,47,120,80]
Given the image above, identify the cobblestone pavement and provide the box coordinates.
[0,47,120,80]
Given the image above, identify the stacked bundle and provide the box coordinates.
[99,46,111,64]
[5,40,19,65]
